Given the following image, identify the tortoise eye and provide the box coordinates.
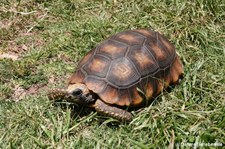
[72,89,82,96]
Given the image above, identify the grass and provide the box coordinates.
[0,0,224,148]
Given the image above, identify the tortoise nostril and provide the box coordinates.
[72,89,83,96]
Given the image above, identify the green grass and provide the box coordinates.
[0,0,224,148]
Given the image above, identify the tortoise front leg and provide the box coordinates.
[94,99,133,122]
[48,88,67,100]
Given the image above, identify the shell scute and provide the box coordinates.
[83,55,110,78]
[96,40,128,59]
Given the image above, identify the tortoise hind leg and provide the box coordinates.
[94,99,133,122]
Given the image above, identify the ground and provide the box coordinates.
[0,0,224,148]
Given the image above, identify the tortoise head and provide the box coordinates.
[65,83,95,105]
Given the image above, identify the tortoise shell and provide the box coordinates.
[69,29,183,107]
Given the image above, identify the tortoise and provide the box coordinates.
[48,29,183,121]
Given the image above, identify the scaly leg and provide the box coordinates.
[94,99,133,122]
[48,88,67,100]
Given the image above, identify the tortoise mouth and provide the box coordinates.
[48,84,96,105]
[65,92,95,105]
[65,83,96,105]
[64,94,80,103]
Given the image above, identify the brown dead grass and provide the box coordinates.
[0,4,48,58]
